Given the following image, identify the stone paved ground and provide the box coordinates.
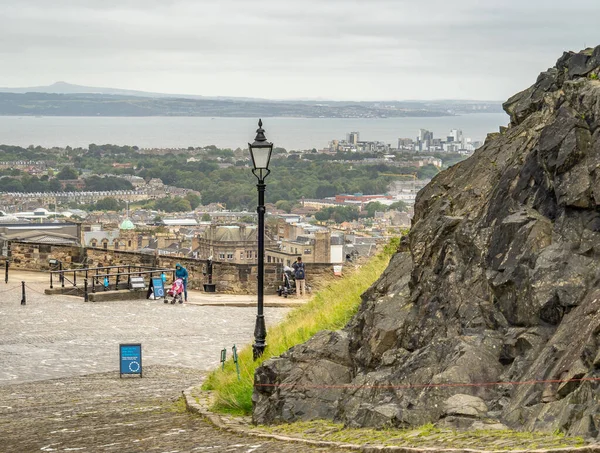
[0,277,344,452]
[0,366,343,452]
[0,279,288,384]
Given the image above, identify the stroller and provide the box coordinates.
[166,278,184,304]
[277,266,312,297]
[277,266,295,298]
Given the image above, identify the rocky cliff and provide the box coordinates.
[252,46,600,439]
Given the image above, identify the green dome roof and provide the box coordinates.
[119,218,135,230]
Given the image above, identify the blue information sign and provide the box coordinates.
[151,277,165,298]
[120,343,142,377]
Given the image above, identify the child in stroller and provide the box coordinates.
[166,278,185,304]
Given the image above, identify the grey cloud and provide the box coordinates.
[0,0,598,100]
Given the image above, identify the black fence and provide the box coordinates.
[49,264,175,296]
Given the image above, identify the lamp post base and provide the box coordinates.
[253,314,267,360]
[252,343,266,361]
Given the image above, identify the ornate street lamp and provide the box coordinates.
[249,119,273,360]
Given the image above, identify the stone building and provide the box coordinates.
[266,231,344,266]
[83,218,138,251]
[194,224,274,264]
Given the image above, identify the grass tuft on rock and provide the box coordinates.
[255,420,587,450]
[201,240,399,415]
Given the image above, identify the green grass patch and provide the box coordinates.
[201,239,399,415]
[255,420,587,450]
[166,396,189,414]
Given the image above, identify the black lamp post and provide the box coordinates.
[249,119,273,360]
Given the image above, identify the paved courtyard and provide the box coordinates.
[0,275,289,385]
[0,274,344,452]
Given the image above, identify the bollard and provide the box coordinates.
[50,270,53,289]
[84,278,89,302]
[220,348,227,371]
[21,281,26,305]
[232,344,240,381]
[5,259,8,284]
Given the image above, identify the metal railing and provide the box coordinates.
[49,264,175,297]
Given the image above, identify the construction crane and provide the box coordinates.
[378,173,417,180]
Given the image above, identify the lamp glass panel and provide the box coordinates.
[251,146,271,169]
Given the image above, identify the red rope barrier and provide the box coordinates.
[255,376,600,390]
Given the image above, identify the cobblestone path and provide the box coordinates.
[0,281,344,452]
[0,281,287,384]
[0,366,343,452]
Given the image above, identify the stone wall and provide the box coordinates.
[4,241,341,294]
[7,242,84,271]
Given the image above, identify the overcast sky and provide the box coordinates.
[0,0,598,101]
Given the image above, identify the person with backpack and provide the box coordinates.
[292,256,306,297]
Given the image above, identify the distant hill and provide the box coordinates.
[0,81,279,102]
[0,82,504,118]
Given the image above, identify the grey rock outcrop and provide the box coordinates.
[253,46,600,439]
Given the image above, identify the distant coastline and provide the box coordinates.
[0,90,503,119]
[0,113,509,150]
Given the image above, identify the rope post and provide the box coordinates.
[73,270,77,287]
[21,281,26,305]
[50,271,53,289]
[84,278,89,302]
[60,262,64,288]
[4,259,8,284]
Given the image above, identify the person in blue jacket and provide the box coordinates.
[175,263,189,302]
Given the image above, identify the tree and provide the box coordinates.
[93,197,123,211]
[56,166,79,180]
[85,176,134,191]
[275,200,294,213]
[314,206,359,223]
[48,178,62,192]
[389,200,408,212]
[185,193,201,210]
[365,201,389,218]
[417,164,440,180]
[315,183,337,199]
[201,213,211,222]
[0,178,24,192]
[153,197,192,212]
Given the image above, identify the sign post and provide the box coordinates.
[119,343,142,378]
[148,277,165,300]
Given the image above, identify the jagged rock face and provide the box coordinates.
[253,46,600,438]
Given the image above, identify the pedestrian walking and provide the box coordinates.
[175,263,188,302]
[292,256,306,297]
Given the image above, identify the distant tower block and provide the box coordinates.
[347,131,360,145]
